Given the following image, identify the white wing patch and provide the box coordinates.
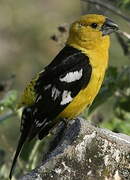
[44,84,51,90]
[61,90,73,105]
[35,118,47,127]
[60,69,83,83]
[36,95,42,103]
[33,107,38,115]
[52,86,61,100]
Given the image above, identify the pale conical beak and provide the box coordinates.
[101,18,119,36]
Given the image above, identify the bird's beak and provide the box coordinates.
[101,18,119,36]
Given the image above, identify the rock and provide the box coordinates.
[19,118,130,180]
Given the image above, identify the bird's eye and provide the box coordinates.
[91,23,98,29]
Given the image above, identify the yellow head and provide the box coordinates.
[67,14,118,50]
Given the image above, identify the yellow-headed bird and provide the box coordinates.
[9,14,118,179]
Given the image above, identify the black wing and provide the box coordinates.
[28,45,92,140]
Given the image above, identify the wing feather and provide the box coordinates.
[26,45,92,140]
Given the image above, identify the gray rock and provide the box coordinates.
[19,118,130,180]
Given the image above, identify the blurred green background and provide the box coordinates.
[0,0,130,179]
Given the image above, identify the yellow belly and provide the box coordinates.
[59,68,105,119]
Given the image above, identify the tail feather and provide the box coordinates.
[9,132,27,179]
[9,106,33,179]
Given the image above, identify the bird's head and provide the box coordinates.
[67,14,119,49]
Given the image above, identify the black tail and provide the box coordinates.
[9,132,27,179]
[9,106,33,179]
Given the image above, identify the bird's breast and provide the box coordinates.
[59,66,106,119]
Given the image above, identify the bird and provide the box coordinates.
[9,14,118,179]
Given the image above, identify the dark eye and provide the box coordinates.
[91,23,98,29]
